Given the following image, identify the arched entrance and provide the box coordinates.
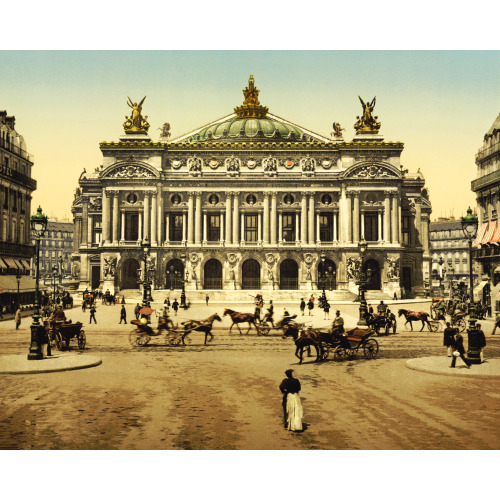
[317,259,337,290]
[242,259,260,290]
[280,259,298,290]
[165,259,184,290]
[121,259,140,289]
[204,259,222,289]
[363,259,381,290]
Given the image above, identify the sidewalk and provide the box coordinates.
[0,352,102,375]
[406,356,500,378]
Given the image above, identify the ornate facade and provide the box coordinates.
[71,77,431,299]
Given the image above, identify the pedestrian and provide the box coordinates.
[323,300,330,320]
[299,298,306,316]
[134,303,140,320]
[119,304,127,324]
[15,307,21,330]
[491,313,500,335]
[443,322,457,357]
[368,304,374,315]
[264,300,274,327]
[279,369,303,432]
[332,310,344,336]
[307,297,314,316]
[172,298,179,316]
[476,323,486,362]
[89,304,97,324]
[206,294,209,306]
[450,331,471,369]
[122,296,126,304]
[254,295,262,322]
[393,292,397,300]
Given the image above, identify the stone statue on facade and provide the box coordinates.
[159,123,171,139]
[386,257,399,280]
[346,257,361,281]
[354,96,381,134]
[103,257,117,279]
[123,96,150,134]
[331,122,345,139]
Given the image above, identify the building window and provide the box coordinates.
[283,194,294,205]
[320,213,333,241]
[245,214,258,242]
[125,212,139,240]
[402,216,411,245]
[209,194,219,205]
[169,213,183,242]
[246,194,256,205]
[282,212,295,242]
[364,212,378,242]
[207,214,220,241]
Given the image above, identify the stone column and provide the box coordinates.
[333,212,338,241]
[81,199,89,247]
[102,190,111,244]
[226,193,232,244]
[352,191,360,243]
[378,211,382,241]
[112,191,119,245]
[301,193,307,244]
[391,193,399,244]
[278,212,283,242]
[384,190,391,243]
[415,197,422,246]
[121,211,125,242]
[270,192,277,245]
[195,194,202,245]
[157,192,163,244]
[339,185,346,243]
[138,212,142,242]
[220,213,224,243]
[86,214,92,246]
[203,212,207,243]
[295,213,300,242]
[258,213,262,243]
[316,213,320,244]
[187,193,194,243]
[346,191,352,243]
[233,192,240,245]
[182,213,187,242]
[361,210,365,240]
[151,192,157,246]
[165,214,170,243]
[263,193,269,244]
[143,192,150,242]
[80,254,89,285]
[422,215,430,254]
[308,194,315,244]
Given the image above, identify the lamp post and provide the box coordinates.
[319,252,327,306]
[28,206,48,360]
[58,255,63,284]
[356,240,370,326]
[52,265,58,305]
[438,256,445,294]
[16,272,21,310]
[140,239,152,308]
[180,253,188,309]
[461,207,480,364]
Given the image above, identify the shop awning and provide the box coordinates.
[16,259,31,270]
[474,222,488,246]
[2,258,19,270]
[473,281,490,302]
[0,259,7,269]
[482,221,497,244]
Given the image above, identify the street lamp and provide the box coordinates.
[28,206,48,360]
[52,265,58,305]
[180,253,188,309]
[140,239,152,308]
[16,272,21,310]
[356,240,370,326]
[58,255,63,284]
[319,252,327,306]
[461,207,480,364]
[438,256,445,293]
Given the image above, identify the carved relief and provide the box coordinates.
[346,257,361,281]
[263,156,278,176]
[209,159,220,170]
[188,157,203,176]
[246,158,259,169]
[171,160,183,170]
[225,155,241,176]
[103,257,117,279]
[386,257,399,281]
[350,164,398,179]
[301,157,316,176]
[108,165,156,178]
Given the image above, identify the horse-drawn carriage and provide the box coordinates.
[365,311,397,335]
[46,320,86,350]
[62,293,73,309]
[256,314,298,336]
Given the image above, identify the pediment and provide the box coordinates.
[101,160,160,179]
[343,162,401,180]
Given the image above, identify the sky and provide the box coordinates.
[1,50,499,221]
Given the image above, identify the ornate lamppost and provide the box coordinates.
[356,240,370,326]
[28,206,48,360]
[180,253,189,309]
[461,207,480,364]
[438,256,445,294]
[319,252,327,306]
[52,265,58,305]
[16,272,21,310]
[140,239,153,308]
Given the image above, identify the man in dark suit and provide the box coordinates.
[450,331,471,368]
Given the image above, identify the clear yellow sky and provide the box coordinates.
[1,50,499,221]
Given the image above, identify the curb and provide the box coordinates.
[406,356,500,378]
[0,354,102,375]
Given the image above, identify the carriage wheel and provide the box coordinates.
[78,332,86,350]
[429,321,440,333]
[333,346,347,361]
[55,332,65,350]
[259,325,271,336]
[457,319,467,333]
[137,334,150,346]
[321,346,330,360]
[168,334,182,346]
[129,333,141,347]
[363,339,379,359]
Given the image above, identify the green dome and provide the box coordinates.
[186,115,308,143]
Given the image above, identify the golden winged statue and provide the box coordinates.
[354,96,381,134]
[123,96,150,134]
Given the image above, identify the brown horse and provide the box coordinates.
[223,308,258,335]
[181,313,222,345]
[398,309,431,332]
[282,324,323,364]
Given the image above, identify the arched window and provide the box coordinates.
[121,259,141,289]
[317,259,337,290]
[363,259,381,290]
[204,259,222,289]
[280,259,298,290]
[165,259,184,290]
[242,259,260,289]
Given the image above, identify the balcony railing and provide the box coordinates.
[471,169,500,192]
[0,139,34,162]
[476,141,500,162]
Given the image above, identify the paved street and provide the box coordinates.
[1,298,499,450]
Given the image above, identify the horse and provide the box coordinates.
[181,313,222,345]
[397,309,431,331]
[282,324,323,364]
[223,309,258,335]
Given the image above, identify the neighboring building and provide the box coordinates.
[429,217,480,298]
[0,110,37,307]
[471,111,500,310]
[71,77,432,299]
[31,219,74,287]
